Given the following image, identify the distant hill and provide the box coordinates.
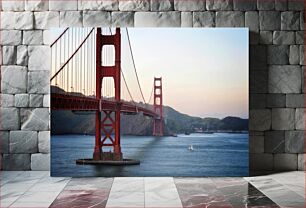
[51,104,248,135]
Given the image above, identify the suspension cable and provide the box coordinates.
[121,68,135,104]
[50,28,94,82]
[125,28,147,104]
[148,83,154,104]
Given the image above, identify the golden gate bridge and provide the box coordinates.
[50,28,163,164]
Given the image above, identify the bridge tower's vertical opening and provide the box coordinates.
[94,28,122,161]
[153,77,164,136]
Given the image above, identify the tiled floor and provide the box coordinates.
[1,171,304,208]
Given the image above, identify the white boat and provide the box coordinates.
[188,145,194,151]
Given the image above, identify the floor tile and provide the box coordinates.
[145,177,177,192]
[106,191,144,208]
[111,177,144,192]
[245,176,305,208]
[50,190,109,208]
[145,188,183,208]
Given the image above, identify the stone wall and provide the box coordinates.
[0,0,304,172]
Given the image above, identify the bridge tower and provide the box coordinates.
[94,28,122,161]
[153,77,164,136]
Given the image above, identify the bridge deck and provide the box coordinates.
[51,93,157,118]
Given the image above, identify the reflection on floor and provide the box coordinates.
[1,171,304,208]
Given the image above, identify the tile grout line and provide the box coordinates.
[47,177,72,207]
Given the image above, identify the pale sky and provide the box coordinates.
[121,28,248,119]
[51,28,249,119]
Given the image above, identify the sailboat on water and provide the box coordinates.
[188,145,194,151]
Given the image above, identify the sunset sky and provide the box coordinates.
[121,28,248,119]
[51,28,248,119]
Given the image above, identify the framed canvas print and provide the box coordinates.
[50,27,249,177]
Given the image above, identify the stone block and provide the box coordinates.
[250,131,264,136]
[31,153,50,170]
[257,0,274,10]
[285,131,304,153]
[79,0,119,11]
[249,109,271,131]
[23,30,43,45]
[83,11,111,27]
[289,45,300,64]
[250,70,267,93]
[216,11,244,27]
[1,12,15,29]
[2,1,24,11]
[295,108,304,130]
[21,108,49,131]
[60,11,83,27]
[3,154,31,170]
[2,46,17,65]
[119,0,150,11]
[10,131,38,153]
[28,71,50,94]
[151,0,173,11]
[42,30,53,45]
[286,94,304,107]
[15,94,29,107]
[267,45,289,64]
[249,153,273,170]
[0,131,9,154]
[272,108,295,130]
[281,11,300,30]
[302,66,305,93]
[38,131,50,153]
[17,46,28,66]
[134,12,180,27]
[206,0,233,10]
[274,154,298,170]
[233,0,256,10]
[288,0,304,11]
[43,95,50,108]
[112,12,134,27]
[296,31,304,44]
[34,11,60,29]
[259,11,281,31]
[250,94,266,109]
[0,108,19,130]
[25,0,49,11]
[0,94,14,107]
[1,66,27,94]
[1,30,22,45]
[28,46,50,71]
[14,11,34,30]
[298,154,305,170]
[264,131,285,153]
[300,12,304,30]
[250,45,267,68]
[273,31,295,45]
[266,94,286,108]
[299,45,304,65]
[29,94,44,107]
[49,1,77,10]
[249,135,264,153]
[181,12,192,27]
[245,11,259,33]
[275,0,287,11]
[193,12,215,27]
[174,0,205,11]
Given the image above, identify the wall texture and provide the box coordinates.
[0,0,304,172]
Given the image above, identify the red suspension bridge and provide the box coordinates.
[50,28,164,163]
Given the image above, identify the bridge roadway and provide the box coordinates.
[51,93,158,118]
